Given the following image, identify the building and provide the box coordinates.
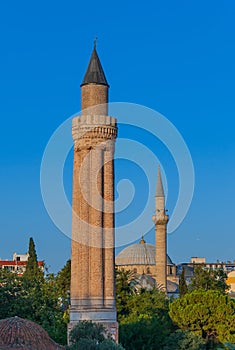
[115,238,178,295]
[116,166,179,296]
[69,43,118,340]
[0,252,44,276]
[0,317,64,350]
[179,257,235,294]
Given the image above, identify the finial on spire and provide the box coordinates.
[140,235,146,244]
[94,37,97,50]
[81,39,109,87]
[156,164,165,197]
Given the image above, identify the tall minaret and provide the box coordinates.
[69,43,118,341]
[152,166,169,291]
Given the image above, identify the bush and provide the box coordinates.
[163,330,206,350]
[69,321,105,344]
[67,321,125,350]
[99,340,125,349]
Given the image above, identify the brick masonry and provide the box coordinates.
[69,81,118,342]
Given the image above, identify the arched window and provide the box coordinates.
[147,267,151,274]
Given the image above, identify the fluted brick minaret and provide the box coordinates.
[69,43,118,341]
[152,166,169,291]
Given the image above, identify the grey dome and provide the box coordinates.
[115,241,173,266]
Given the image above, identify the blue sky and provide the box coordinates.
[0,1,234,272]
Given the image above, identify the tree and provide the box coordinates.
[69,321,105,344]
[67,321,125,350]
[0,250,70,345]
[162,330,206,350]
[99,340,125,350]
[189,266,229,293]
[0,269,23,319]
[24,237,43,280]
[118,289,174,350]
[116,268,138,322]
[56,259,71,297]
[179,268,188,297]
[169,289,235,345]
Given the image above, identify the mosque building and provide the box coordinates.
[115,167,179,295]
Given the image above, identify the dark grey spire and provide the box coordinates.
[81,43,109,87]
[156,165,165,197]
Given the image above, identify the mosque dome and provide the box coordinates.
[0,316,65,350]
[115,238,174,266]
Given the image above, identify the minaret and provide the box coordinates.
[152,166,169,291]
[69,43,118,341]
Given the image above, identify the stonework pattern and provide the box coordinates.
[70,81,118,342]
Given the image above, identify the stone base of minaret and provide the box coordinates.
[68,307,118,343]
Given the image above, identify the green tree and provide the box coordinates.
[67,321,124,350]
[56,259,71,297]
[189,266,229,293]
[118,289,174,350]
[0,252,69,345]
[179,268,188,297]
[163,330,206,350]
[99,340,125,350]
[116,268,138,322]
[169,289,235,345]
[69,321,105,344]
[24,237,43,280]
[0,269,23,319]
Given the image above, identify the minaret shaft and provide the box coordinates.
[69,46,118,342]
[153,166,168,292]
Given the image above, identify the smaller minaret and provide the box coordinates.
[152,165,169,291]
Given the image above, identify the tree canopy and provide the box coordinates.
[24,237,43,281]
[67,321,124,350]
[0,241,69,345]
[179,267,188,297]
[189,266,229,293]
[169,289,235,345]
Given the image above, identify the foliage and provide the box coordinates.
[118,288,174,349]
[179,268,188,297]
[55,259,71,323]
[120,288,169,323]
[162,330,206,350]
[221,343,235,350]
[68,338,98,350]
[189,266,229,293]
[0,269,23,318]
[56,259,71,297]
[169,289,235,345]
[99,340,125,350]
[69,321,105,344]
[120,316,172,350]
[67,321,124,350]
[24,237,43,281]
[116,268,138,322]
[0,241,69,345]
[67,338,125,350]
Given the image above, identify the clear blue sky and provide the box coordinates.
[0,1,234,272]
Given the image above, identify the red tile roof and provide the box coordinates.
[0,316,65,350]
[0,261,43,266]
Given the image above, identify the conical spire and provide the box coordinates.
[81,41,109,87]
[156,165,164,197]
